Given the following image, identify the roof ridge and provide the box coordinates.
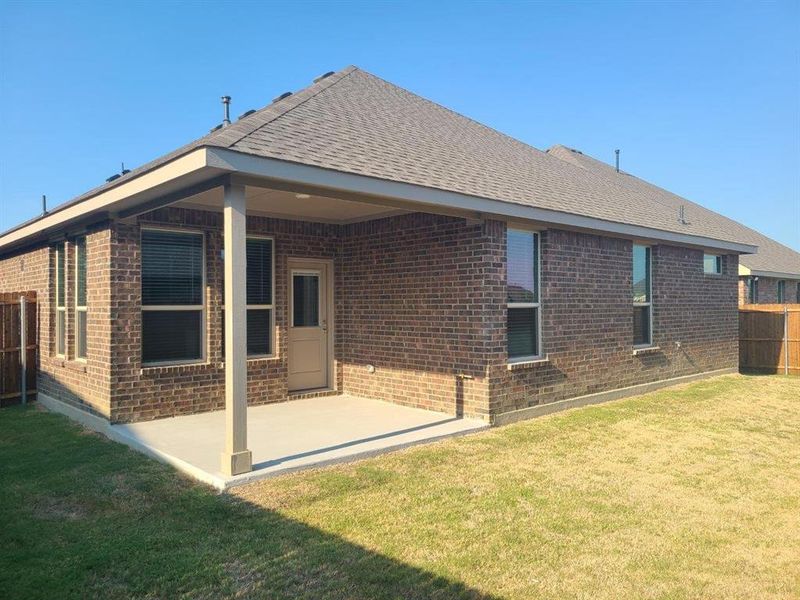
[214,66,358,149]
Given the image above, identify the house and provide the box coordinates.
[545,145,800,305]
[0,66,761,476]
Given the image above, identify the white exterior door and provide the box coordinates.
[287,260,330,391]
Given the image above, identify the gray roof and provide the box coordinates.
[546,145,800,277]
[4,65,789,260]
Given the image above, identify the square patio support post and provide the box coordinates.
[221,182,252,475]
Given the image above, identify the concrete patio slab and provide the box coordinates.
[110,395,488,490]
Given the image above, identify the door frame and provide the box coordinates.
[286,257,335,392]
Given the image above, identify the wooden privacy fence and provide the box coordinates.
[739,304,800,376]
[0,292,37,406]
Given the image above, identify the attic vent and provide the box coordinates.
[569,147,583,155]
[314,71,335,83]
[209,123,224,133]
[238,109,256,120]
[105,174,121,183]
[272,91,293,103]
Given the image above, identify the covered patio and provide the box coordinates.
[110,394,487,489]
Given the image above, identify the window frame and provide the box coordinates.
[703,253,722,275]
[633,244,653,348]
[74,236,87,361]
[749,277,759,304]
[777,280,786,304]
[245,234,276,359]
[507,228,543,363]
[55,242,66,358]
[140,226,206,367]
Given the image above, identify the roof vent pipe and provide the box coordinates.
[221,96,231,126]
[615,149,620,173]
[42,194,47,216]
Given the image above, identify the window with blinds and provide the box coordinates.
[141,229,204,364]
[507,229,541,360]
[221,237,275,357]
[75,237,87,360]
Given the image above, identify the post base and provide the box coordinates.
[221,450,252,476]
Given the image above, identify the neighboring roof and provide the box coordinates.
[546,145,800,278]
[0,65,770,255]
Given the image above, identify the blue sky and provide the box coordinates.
[1,1,798,250]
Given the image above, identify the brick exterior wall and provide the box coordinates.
[108,208,341,423]
[739,276,800,305]
[487,229,739,415]
[0,226,112,416]
[1,208,741,425]
[338,215,500,418]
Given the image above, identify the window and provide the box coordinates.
[703,254,721,274]
[777,280,786,303]
[245,237,274,356]
[75,237,87,360]
[222,237,275,357]
[55,242,66,357]
[507,229,541,360]
[748,277,759,303]
[633,245,652,346]
[141,229,204,364]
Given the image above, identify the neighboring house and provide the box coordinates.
[0,66,761,475]
[546,145,800,305]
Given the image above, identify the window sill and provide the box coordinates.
[507,356,549,370]
[139,361,211,374]
[632,346,660,356]
[55,359,87,373]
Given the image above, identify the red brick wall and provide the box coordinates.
[2,209,742,425]
[106,209,494,422]
[0,228,112,416]
[488,228,739,415]
[338,214,499,418]
[108,207,341,423]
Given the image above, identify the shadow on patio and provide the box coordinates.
[1,405,500,599]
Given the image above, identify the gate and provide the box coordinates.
[0,292,37,406]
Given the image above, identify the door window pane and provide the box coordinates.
[507,230,538,303]
[293,274,319,327]
[142,311,202,363]
[508,307,538,358]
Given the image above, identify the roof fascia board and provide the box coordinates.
[747,269,800,280]
[209,148,758,254]
[0,148,210,252]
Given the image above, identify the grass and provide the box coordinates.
[1,374,799,599]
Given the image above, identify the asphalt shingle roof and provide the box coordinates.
[546,145,800,276]
[8,65,795,263]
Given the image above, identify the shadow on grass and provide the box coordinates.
[0,406,499,600]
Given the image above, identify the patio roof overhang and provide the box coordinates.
[0,146,758,257]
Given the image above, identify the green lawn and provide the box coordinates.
[1,374,799,599]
